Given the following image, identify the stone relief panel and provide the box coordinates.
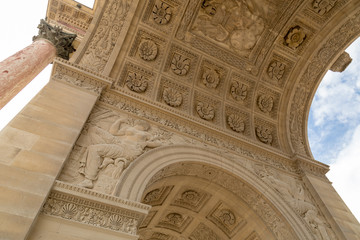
[115,61,156,97]
[254,117,279,148]
[128,29,167,70]
[171,187,211,212]
[227,73,256,109]
[142,185,174,206]
[301,0,346,26]
[163,44,199,83]
[207,201,247,237]
[255,85,280,120]
[196,58,228,97]
[58,105,177,195]
[80,0,131,73]
[252,164,337,240]
[189,223,221,240]
[157,77,190,111]
[263,53,293,89]
[193,91,221,123]
[142,0,183,35]
[225,105,251,137]
[191,0,269,56]
[156,211,193,233]
[246,231,261,240]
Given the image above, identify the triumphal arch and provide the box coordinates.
[1,0,360,239]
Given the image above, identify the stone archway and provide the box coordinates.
[114,145,314,239]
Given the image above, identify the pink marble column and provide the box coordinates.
[0,39,56,109]
[0,19,76,109]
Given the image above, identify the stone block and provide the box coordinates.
[12,150,63,177]
[0,142,20,164]
[0,126,39,150]
[9,114,79,144]
[0,211,33,240]
[0,163,54,196]
[31,137,73,161]
[0,186,44,218]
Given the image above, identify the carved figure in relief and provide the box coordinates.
[193,0,268,53]
[254,165,332,239]
[78,117,161,188]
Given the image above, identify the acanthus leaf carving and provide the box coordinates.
[227,114,245,133]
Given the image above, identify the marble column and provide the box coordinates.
[0,19,76,109]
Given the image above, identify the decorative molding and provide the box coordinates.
[43,181,150,235]
[330,51,352,72]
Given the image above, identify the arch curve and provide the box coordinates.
[114,144,314,239]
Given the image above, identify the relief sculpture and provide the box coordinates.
[59,106,173,194]
[253,165,335,240]
[192,0,268,54]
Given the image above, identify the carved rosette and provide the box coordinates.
[143,186,173,206]
[157,212,192,233]
[256,126,273,145]
[267,61,285,81]
[230,81,248,101]
[163,88,183,107]
[196,102,215,120]
[126,72,148,93]
[202,68,220,88]
[227,114,245,133]
[33,19,76,60]
[257,95,274,113]
[171,54,190,76]
[138,39,158,61]
[312,0,337,15]
[285,27,306,49]
[152,2,172,25]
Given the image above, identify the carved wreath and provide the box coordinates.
[126,72,148,93]
[138,39,158,61]
[163,88,183,107]
[171,54,190,76]
[196,102,215,120]
[152,2,172,25]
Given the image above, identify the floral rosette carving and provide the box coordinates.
[285,27,306,49]
[218,209,236,226]
[256,126,273,145]
[230,81,248,101]
[267,61,285,81]
[126,72,148,93]
[138,39,158,61]
[171,54,190,76]
[163,88,183,107]
[182,190,200,204]
[258,95,274,113]
[227,114,245,133]
[202,68,220,88]
[152,2,172,25]
[196,102,215,120]
[313,0,337,15]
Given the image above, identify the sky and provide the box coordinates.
[0,0,359,224]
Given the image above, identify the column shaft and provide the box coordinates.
[0,39,56,109]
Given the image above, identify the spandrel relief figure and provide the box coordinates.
[254,165,333,239]
[78,117,161,189]
[192,0,268,54]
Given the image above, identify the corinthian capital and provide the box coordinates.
[33,19,77,60]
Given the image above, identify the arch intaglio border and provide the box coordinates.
[287,4,360,157]
[114,145,314,240]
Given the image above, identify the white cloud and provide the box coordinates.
[327,124,360,222]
